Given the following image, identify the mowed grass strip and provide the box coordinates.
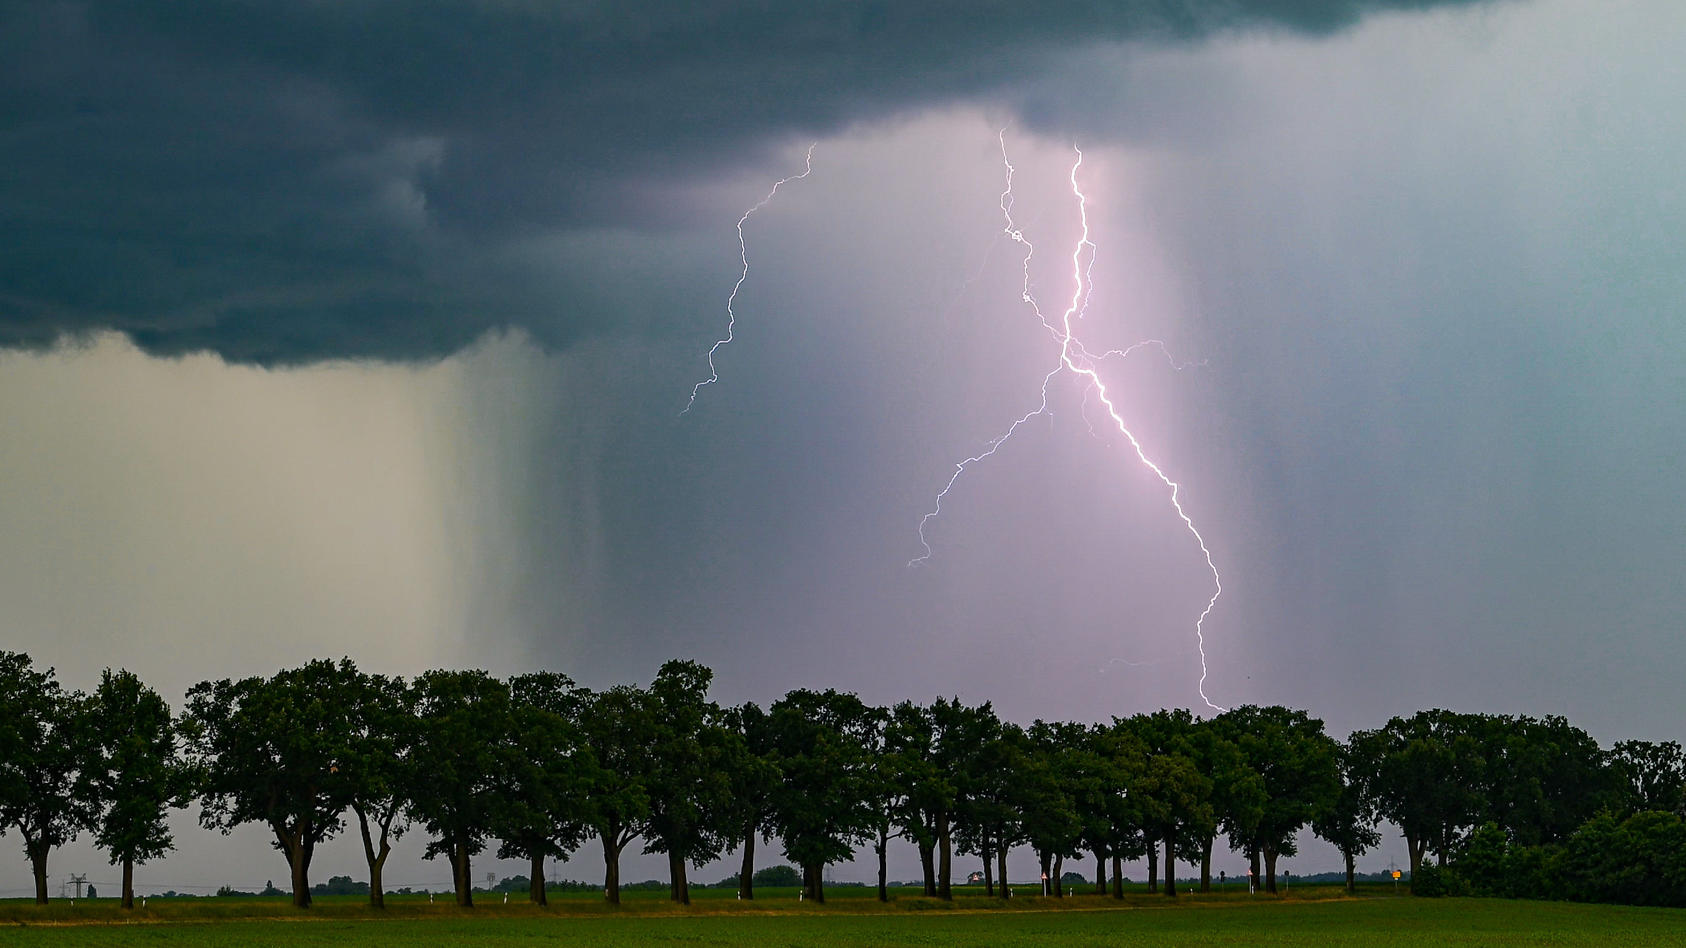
[2,895,1681,947]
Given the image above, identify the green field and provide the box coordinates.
[2,887,1680,946]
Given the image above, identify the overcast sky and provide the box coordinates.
[2,0,1683,895]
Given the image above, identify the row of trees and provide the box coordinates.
[3,652,1682,910]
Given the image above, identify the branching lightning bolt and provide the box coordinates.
[683,144,816,415]
[911,132,1227,712]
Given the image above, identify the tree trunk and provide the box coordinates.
[876,835,890,902]
[121,854,135,909]
[1201,836,1213,893]
[530,851,548,905]
[1053,853,1064,897]
[288,836,312,908]
[1407,835,1424,878]
[301,833,318,908]
[1344,851,1356,894]
[368,848,387,910]
[668,850,690,904]
[738,828,756,900]
[1146,842,1158,893]
[1250,848,1261,891]
[983,844,995,897]
[1111,854,1124,899]
[602,833,622,904]
[937,814,953,900]
[1263,847,1279,894]
[808,861,825,903]
[453,838,474,906]
[920,840,937,896]
[1094,850,1107,896]
[999,847,1011,899]
[30,844,48,905]
[356,807,391,909]
[1163,833,1177,898]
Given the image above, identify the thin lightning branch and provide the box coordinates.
[912,133,1227,712]
[683,144,816,415]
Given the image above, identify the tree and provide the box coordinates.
[1609,740,1686,816]
[857,704,899,902]
[721,701,781,901]
[1312,738,1382,893]
[76,668,181,909]
[1094,720,1151,900]
[641,660,739,904]
[1183,717,1255,893]
[767,689,878,903]
[927,697,995,900]
[1015,721,1086,898]
[959,717,1026,900]
[576,683,657,904]
[407,669,512,907]
[885,701,946,896]
[1355,710,1486,879]
[1473,714,1612,847]
[1223,705,1339,893]
[340,671,416,908]
[183,659,360,908]
[0,652,83,904]
[1130,709,1216,898]
[493,671,594,906]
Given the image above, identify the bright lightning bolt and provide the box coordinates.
[911,132,1227,713]
[682,144,816,415]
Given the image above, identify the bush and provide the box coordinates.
[311,875,369,896]
[1559,810,1686,907]
[753,865,802,887]
[1454,823,1509,896]
[1411,863,1445,897]
[1502,843,1560,901]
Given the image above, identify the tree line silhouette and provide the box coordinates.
[1,652,1682,910]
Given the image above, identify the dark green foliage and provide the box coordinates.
[341,671,417,908]
[311,875,370,896]
[183,659,363,908]
[767,689,879,902]
[1412,862,1447,897]
[14,653,1686,920]
[494,671,595,906]
[1312,738,1382,893]
[640,660,742,904]
[716,863,803,888]
[76,668,182,908]
[1220,706,1339,893]
[0,652,83,904]
[753,864,803,887]
[1608,741,1686,816]
[720,701,781,900]
[406,669,512,907]
[574,682,658,904]
[1557,810,1686,907]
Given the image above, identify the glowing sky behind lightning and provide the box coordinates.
[683,145,816,414]
[912,134,1227,712]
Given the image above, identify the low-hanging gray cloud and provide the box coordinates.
[1,0,1502,365]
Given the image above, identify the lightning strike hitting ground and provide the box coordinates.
[683,144,817,415]
[911,134,1227,712]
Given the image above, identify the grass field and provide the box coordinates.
[1,886,1677,946]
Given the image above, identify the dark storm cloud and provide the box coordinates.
[2,0,1498,364]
